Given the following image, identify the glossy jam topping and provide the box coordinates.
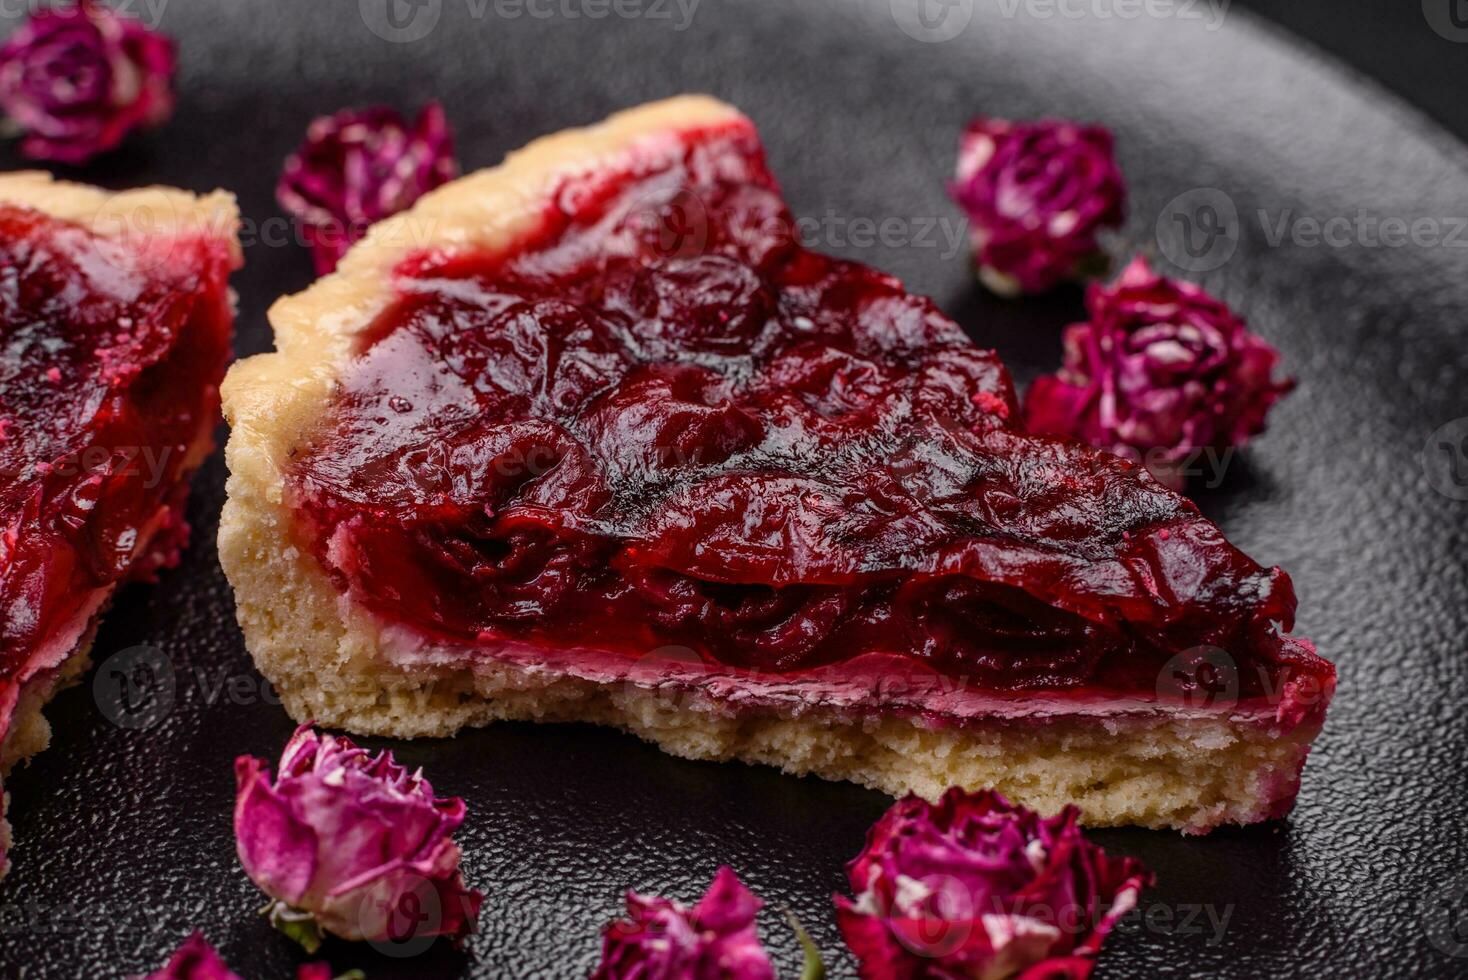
[291,121,1331,700]
[0,204,235,703]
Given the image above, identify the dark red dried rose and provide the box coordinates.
[593,867,776,979]
[835,789,1151,979]
[136,933,350,980]
[949,117,1124,296]
[0,0,176,165]
[277,102,458,274]
[1024,256,1295,489]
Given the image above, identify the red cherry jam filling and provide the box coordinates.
[1,204,236,698]
[291,122,1331,701]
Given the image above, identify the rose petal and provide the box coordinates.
[593,867,776,980]
[835,788,1152,979]
[233,726,482,948]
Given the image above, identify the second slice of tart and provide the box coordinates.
[0,174,240,876]
[220,96,1333,833]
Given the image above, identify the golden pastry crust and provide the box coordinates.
[219,97,1320,832]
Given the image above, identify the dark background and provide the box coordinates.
[2,1,1467,978]
[1241,0,1468,143]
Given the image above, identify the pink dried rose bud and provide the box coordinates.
[593,866,778,980]
[233,724,484,953]
[136,933,354,980]
[295,965,363,980]
[136,934,242,980]
[949,117,1125,296]
[835,788,1151,980]
[1023,256,1295,490]
[0,0,176,165]
[277,102,459,275]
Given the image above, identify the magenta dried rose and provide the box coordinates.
[234,724,483,953]
[137,934,354,980]
[0,0,176,165]
[834,789,1151,980]
[136,934,242,980]
[277,102,458,275]
[593,866,777,980]
[295,965,363,980]
[1023,256,1295,490]
[137,934,352,980]
[948,117,1124,296]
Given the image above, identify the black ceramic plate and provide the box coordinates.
[3,1,1466,977]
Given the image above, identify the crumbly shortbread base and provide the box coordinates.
[0,173,239,879]
[220,95,1323,833]
[0,626,97,879]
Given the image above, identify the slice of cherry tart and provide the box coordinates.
[0,174,239,876]
[221,97,1332,833]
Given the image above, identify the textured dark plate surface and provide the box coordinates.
[3,1,1467,977]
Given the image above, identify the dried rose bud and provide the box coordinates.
[593,866,777,980]
[295,965,363,980]
[835,789,1151,980]
[233,724,483,953]
[1024,256,1295,490]
[136,934,355,980]
[136,935,242,980]
[0,0,175,165]
[277,102,458,274]
[949,117,1124,296]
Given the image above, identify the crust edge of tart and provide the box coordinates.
[0,171,240,252]
[219,96,1326,832]
[0,174,241,879]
